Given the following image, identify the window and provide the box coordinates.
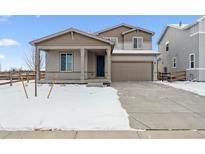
[172,57,177,68]
[189,53,195,68]
[60,52,73,72]
[133,37,143,49]
[165,41,169,51]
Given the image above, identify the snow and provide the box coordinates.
[112,49,159,54]
[0,82,130,130]
[0,80,10,83]
[155,81,205,96]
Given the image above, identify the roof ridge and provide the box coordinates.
[94,23,154,35]
[30,27,114,46]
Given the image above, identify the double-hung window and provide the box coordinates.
[189,53,195,69]
[165,41,169,51]
[60,52,73,72]
[172,57,177,68]
[133,37,143,49]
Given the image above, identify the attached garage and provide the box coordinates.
[111,61,153,81]
[111,50,160,82]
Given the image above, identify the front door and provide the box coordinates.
[96,56,105,77]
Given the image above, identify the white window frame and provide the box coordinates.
[133,37,143,49]
[60,51,74,72]
[172,57,177,68]
[189,53,195,69]
[165,41,169,51]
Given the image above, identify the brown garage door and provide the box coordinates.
[111,62,153,81]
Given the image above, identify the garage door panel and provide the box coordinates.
[112,62,152,81]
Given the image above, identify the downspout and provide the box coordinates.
[122,34,124,50]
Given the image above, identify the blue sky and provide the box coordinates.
[0,15,202,70]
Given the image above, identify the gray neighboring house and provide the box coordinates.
[30,23,159,84]
[158,16,205,81]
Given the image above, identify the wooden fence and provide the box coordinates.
[0,71,45,86]
[158,71,186,82]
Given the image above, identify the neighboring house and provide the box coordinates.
[30,23,159,83]
[158,16,205,81]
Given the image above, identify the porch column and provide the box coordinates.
[106,47,111,81]
[80,48,85,81]
[35,47,40,81]
[84,49,88,80]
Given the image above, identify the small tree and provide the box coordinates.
[24,47,44,71]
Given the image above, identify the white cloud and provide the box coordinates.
[0,15,11,23]
[0,39,19,46]
[0,54,5,59]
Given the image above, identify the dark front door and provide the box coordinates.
[96,56,105,77]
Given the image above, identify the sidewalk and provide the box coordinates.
[1,130,205,139]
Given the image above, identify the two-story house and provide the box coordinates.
[30,23,159,84]
[158,16,205,81]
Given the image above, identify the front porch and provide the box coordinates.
[35,46,112,84]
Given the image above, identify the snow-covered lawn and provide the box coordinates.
[155,81,205,96]
[0,80,10,83]
[0,82,130,130]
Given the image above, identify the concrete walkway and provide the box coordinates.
[1,130,205,139]
[112,82,205,130]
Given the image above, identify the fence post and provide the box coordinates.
[18,71,21,81]
[26,71,29,83]
[35,71,37,97]
[9,71,12,86]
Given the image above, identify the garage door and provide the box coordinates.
[111,62,153,81]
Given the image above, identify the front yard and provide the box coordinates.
[0,82,130,130]
[1,80,205,131]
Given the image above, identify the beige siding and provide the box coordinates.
[36,32,108,46]
[124,30,152,50]
[112,54,156,62]
[97,26,152,50]
[97,26,132,49]
[45,49,108,80]
[45,49,81,80]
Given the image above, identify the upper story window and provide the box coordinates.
[189,53,195,69]
[172,57,177,68]
[133,37,143,49]
[103,37,118,46]
[60,52,73,72]
[165,41,169,51]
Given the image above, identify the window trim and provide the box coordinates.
[189,53,195,69]
[132,37,143,49]
[60,51,74,72]
[172,57,177,68]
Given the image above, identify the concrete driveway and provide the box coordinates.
[112,82,205,130]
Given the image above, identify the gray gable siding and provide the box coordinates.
[158,27,199,73]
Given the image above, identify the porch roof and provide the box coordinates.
[29,28,115,46]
